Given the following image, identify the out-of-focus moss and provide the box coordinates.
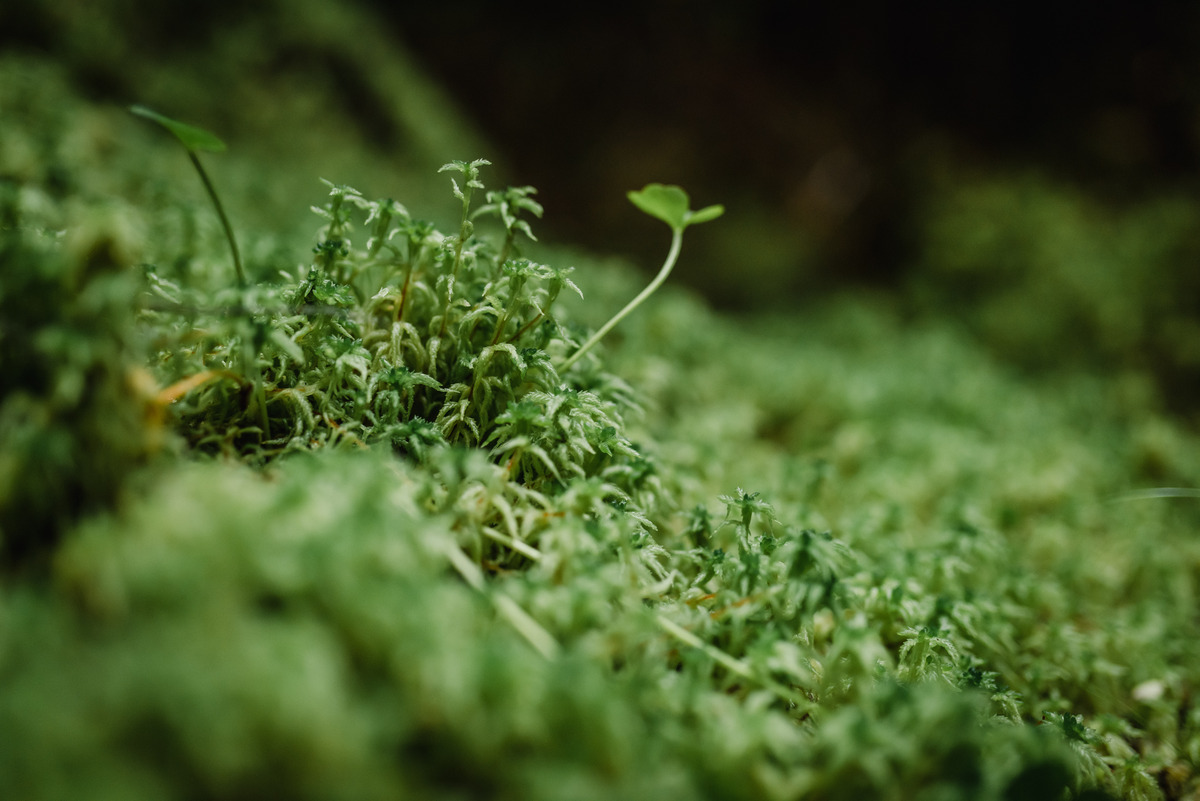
[908,172,1200,413]
[0,196,155,568]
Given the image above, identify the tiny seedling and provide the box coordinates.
[473,184,543,268]
[560,183,723,371]
[129,105,245,287]
[130,105,267,433]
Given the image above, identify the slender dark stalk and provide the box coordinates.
[188,151,245,288]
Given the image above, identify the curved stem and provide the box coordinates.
[242,336,270,437]
[395,263,413,323]
[188,151,245,288]
[561,226,682,371]
[437,193,474,338]
[506,311,543,345]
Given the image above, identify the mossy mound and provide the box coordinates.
[2,12,1199,799]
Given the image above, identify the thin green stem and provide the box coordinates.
[496,232,514,271]
[561,226,683,371]
[491,277,528,346]
[182,126,259,434]
[188,151,245,288]
[394,264,413,323]
[437,190,474,338]
[506,311,543,345]
[242,334,270,437]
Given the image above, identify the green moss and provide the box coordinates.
[2,27,1198,801]
[909,171,1200,411]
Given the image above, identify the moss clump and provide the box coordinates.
[0,191,156,567]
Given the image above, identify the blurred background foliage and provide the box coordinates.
[387,0,1200,417]
[387,1,1200,288]
[3,0,1198,420]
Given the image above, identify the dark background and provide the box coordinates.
[3,0,1200,411]
[384,1,1200,306]
[4,0,1200,310]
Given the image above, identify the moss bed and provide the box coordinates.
[2,12,1199,799]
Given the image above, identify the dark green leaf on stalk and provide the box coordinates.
[129,105,227,153]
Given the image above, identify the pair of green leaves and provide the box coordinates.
[559,184,723,371]
[628,183,724,232]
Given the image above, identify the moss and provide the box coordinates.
[2,17,1198,799]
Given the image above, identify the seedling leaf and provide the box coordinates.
[687,203,725,225]
[129,104,245,289]
[130,105,226,153]
[563,184,723,370]
[628,183,724,231]
[628,184,690,229]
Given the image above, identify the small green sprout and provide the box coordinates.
[474,185,543,267]
[561,184,723,371]
[129,105,245,287]
[719,488,773,537]
[130,105,270,435]
[436,158,490,336]
[627,182,726,230]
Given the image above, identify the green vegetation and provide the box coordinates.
[563,183,722,370]
[1,51,1199,801]
[130,104,246,287]
[908,169,1200,411]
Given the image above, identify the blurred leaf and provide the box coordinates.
[130,105,226,153]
